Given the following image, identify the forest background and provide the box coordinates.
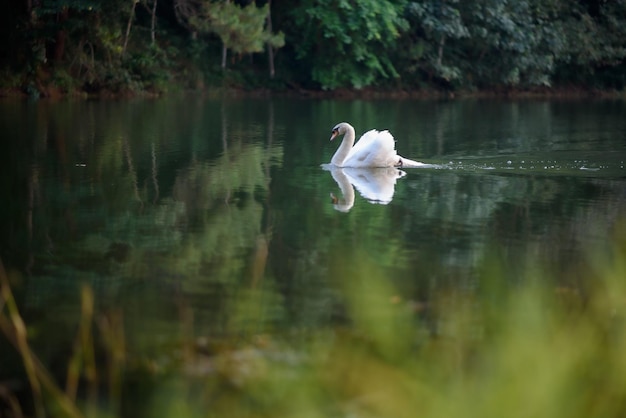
[1,0,625,98]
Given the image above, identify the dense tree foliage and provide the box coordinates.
[1,0,625,96]
[189,1,284,57]
[290,0,408,89]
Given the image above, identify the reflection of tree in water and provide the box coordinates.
[5,105,296,395]
[15,101,283,325]
[398,171,626,290]
[170,140,282,280]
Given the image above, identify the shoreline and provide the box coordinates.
[1,84,625,101]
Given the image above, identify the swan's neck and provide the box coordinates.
[331,125,356,167]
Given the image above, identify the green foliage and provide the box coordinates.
[0,69,22,89]
[125,45,172,92]
[398,0,567,89]
[2,0,626,93]
[37,0,101,14]
[190,1,284,55]
[51,68,77,93]
[459,0,566,87]
[555,0,626,88]
[291,0,408,89]
[402,0,469,84]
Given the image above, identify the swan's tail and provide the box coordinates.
[398,156,427,168]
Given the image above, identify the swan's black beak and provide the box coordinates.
[330,129,338,141]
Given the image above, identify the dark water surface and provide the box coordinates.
[1,97,625,413]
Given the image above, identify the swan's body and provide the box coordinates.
[329,122,425,168]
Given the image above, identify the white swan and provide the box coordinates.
[325,166,406,212]
[329,122,425,168]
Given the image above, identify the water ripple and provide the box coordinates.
[416,152,626,178]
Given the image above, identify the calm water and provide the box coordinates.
[1,97,626,411]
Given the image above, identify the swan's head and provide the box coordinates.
[330,122,350,141]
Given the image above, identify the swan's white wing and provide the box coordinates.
[344,129,398,168]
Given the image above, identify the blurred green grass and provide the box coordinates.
[2,225,626,418]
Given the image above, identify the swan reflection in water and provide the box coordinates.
[322,165,407,212]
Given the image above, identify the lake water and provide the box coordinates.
[1,96,625,415]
